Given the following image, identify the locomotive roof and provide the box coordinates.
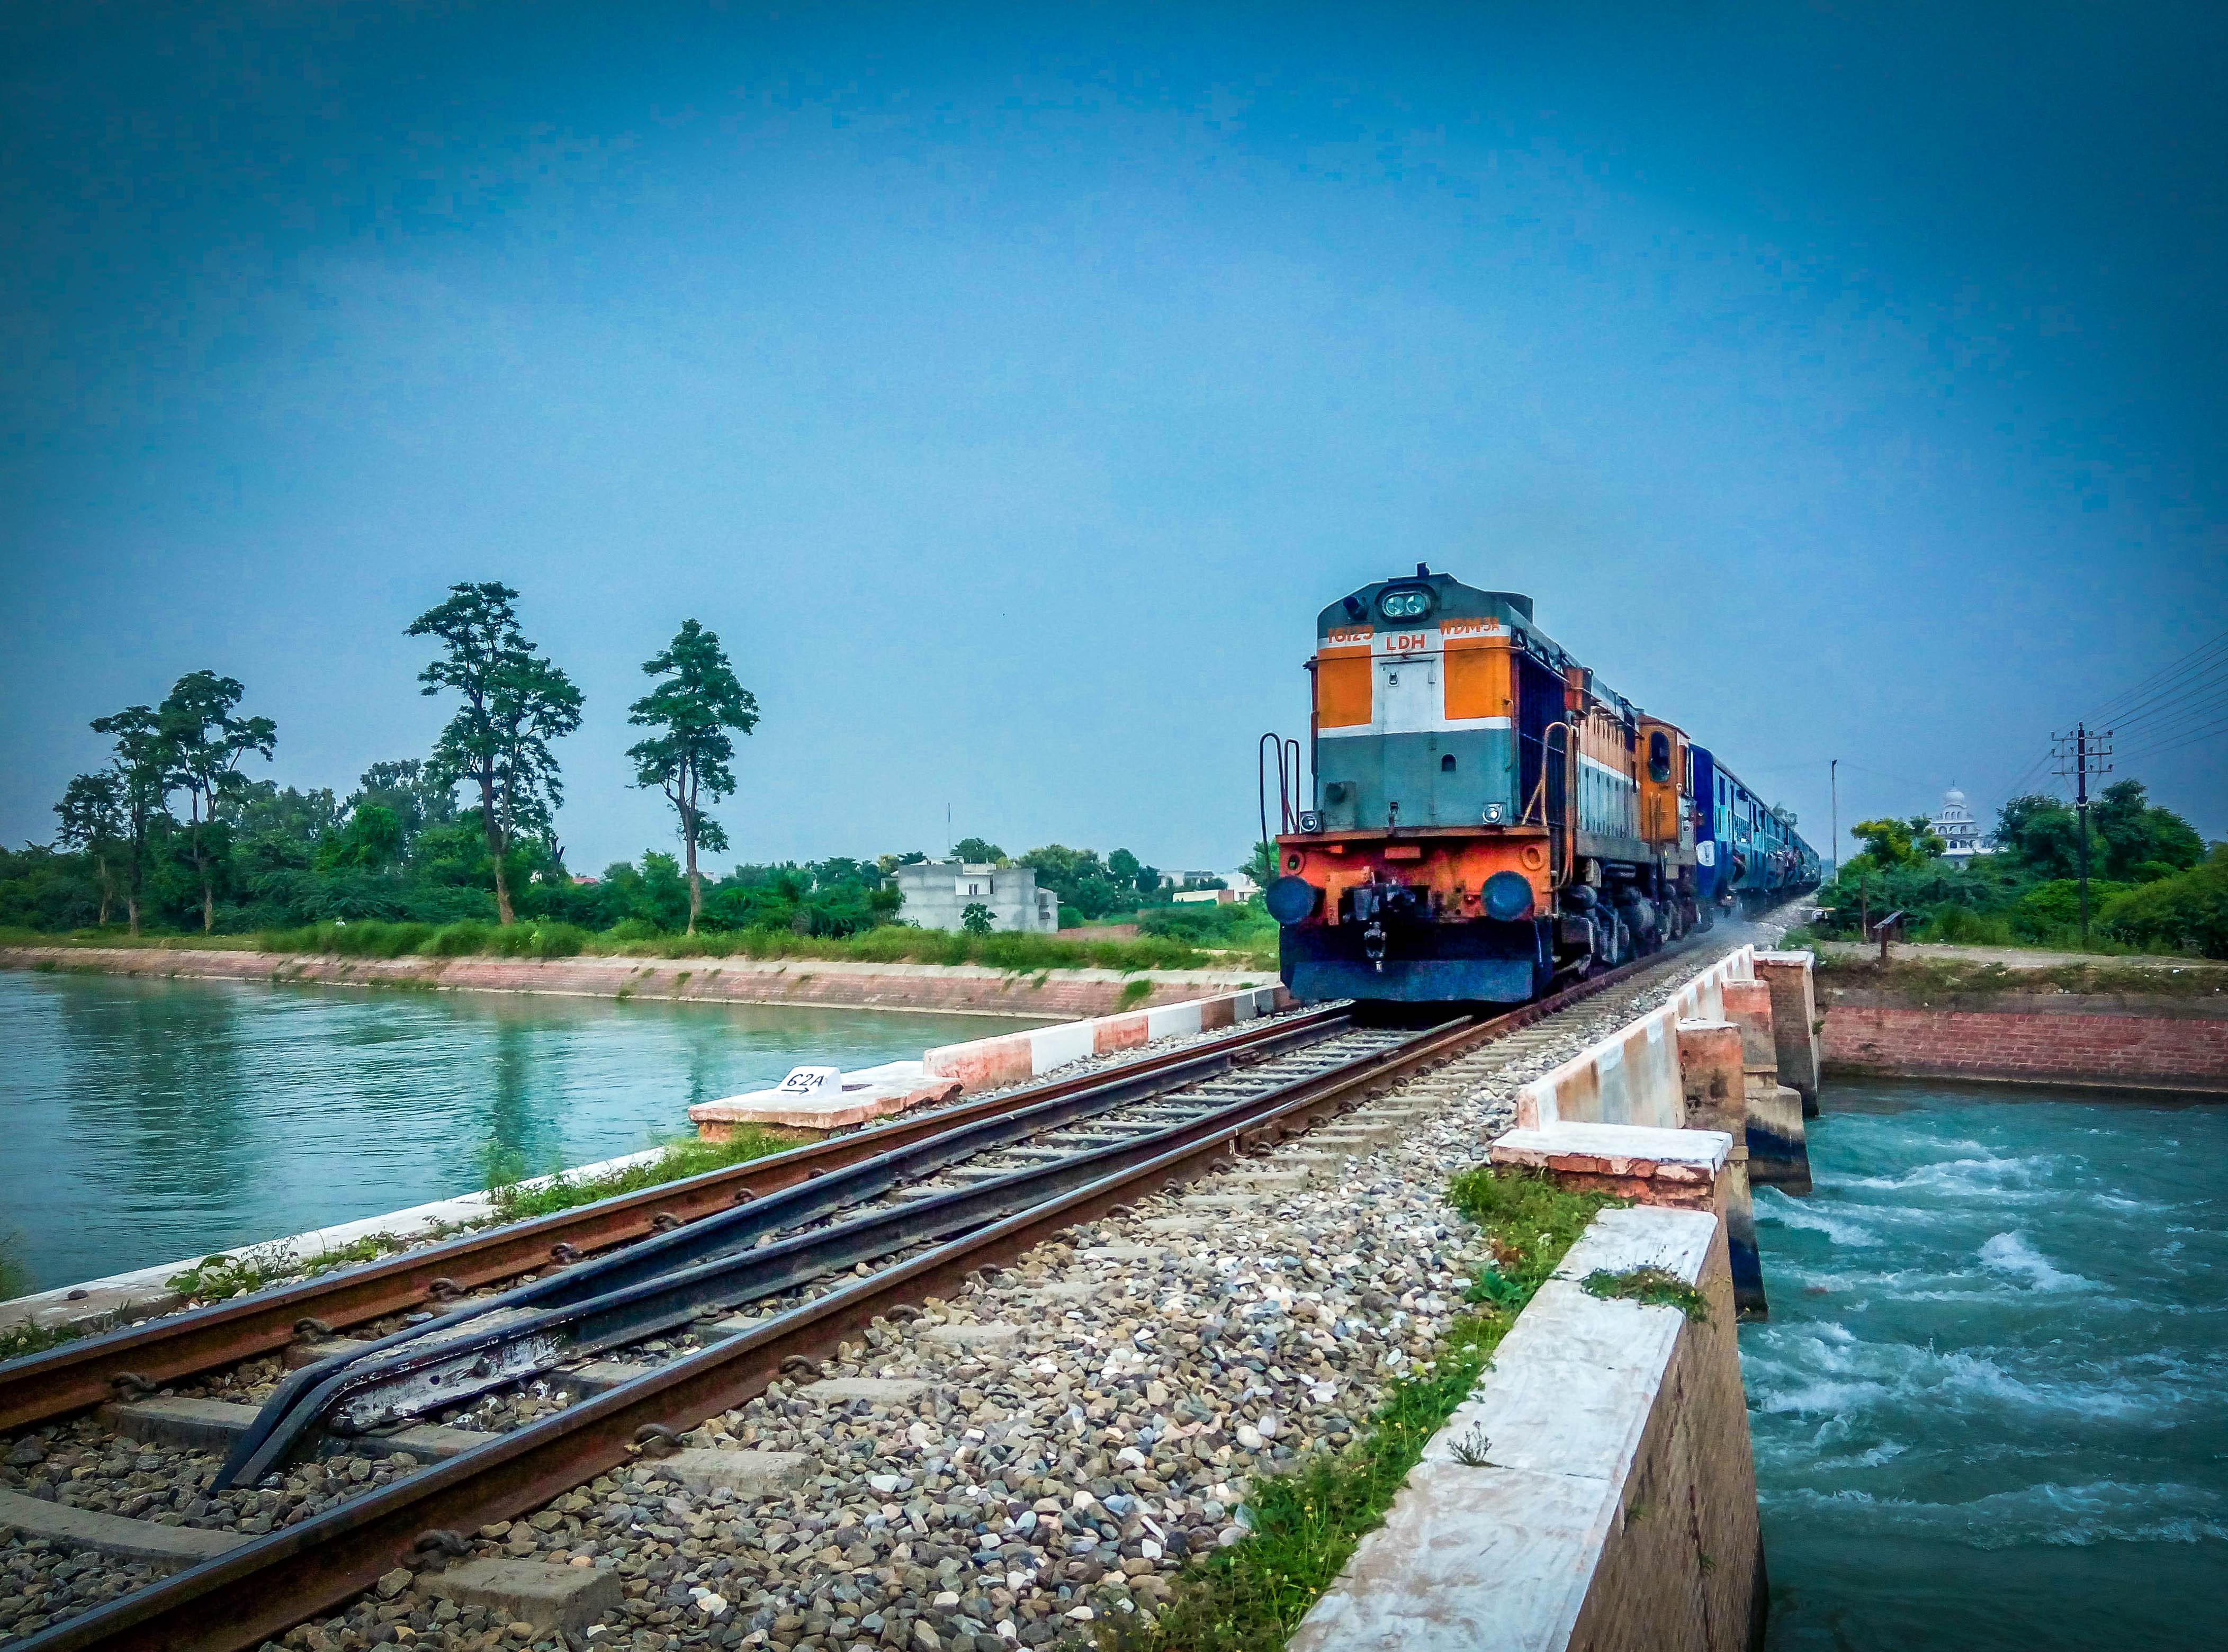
[1317,569,1543,636]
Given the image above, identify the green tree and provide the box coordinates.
[625,620,759,932]
[158,671,277,931]
[1244,840,1280,892]
[1848,816,1946,868]
[960,901,995,935]
[2090,779,2204,882]
[317,804,406,872]
[87,703,176,936]
[53,772,127,926]
[353,759,457,839]
[409,583,585,926]
[1019,845,1125,919]
[1994,794,2089,879]
[953,837,1007,864]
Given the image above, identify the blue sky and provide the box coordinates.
[4,2,2223,875]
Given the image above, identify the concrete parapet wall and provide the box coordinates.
[0,945,1278,1021]
[1290,1195,1763,1652]
[921,985,1288,1090]
[1820,994,2228,1092]
[1516,947,1758,1130]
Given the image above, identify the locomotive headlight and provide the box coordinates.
[1297,810,1322,833]
[1378,586,1433,620]
[1482,803,1506,825]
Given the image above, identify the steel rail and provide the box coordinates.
[0,1004,1346,1433]
[213,1015,1361,1485]
[12,941,1692,1652]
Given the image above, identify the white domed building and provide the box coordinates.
[1930,785,1995,860]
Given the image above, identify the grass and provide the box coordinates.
[1103,1166,1615,1652]
[1814,953,2228,1000]
[482,1126,797,1223]
[163,1230,415,1305]
[1,920,1279,975]
[0,1232,97,1363]
[1582,1265,1710,1321]
[0,1318,89,1363]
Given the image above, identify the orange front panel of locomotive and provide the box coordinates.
[1440,622,1510,723]
[1315,629,1373,730]
[1275,832,1553,925]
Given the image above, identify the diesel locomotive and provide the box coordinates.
[1263,567,1820,1004]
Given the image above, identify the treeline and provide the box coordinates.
[1809,780,2225,957]
[2,581,1250,946]
[4,581,765,938]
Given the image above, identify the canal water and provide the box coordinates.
[1,969,1042,1294]
[1744,1080,2228,1651]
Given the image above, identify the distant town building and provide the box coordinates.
[890,859,1057,932]
[1930,785,1995,861]
[1170,868,1260,905]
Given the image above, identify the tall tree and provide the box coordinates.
[53,772,127,927]
[158,671,277,932]
[87,704,175,936]
[408,582,584,925]
[626,619,759,931]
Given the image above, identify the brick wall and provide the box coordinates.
[1821,992,2228,1093]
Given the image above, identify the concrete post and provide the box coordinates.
[1753,950,1822,1117]
[1677,1019,1745,1130]
[1721,980,1778,1080]
[1722,980,1811,1194]
[1678,1018,1767,1319]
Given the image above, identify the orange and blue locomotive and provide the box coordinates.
[1262,567,1820,1004]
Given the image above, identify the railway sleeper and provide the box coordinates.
[212,1059,1377,1489]
[204,1025,1370,1488]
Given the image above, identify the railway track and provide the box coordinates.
[1,933,1732,1652]
[0,1004,1351,1436]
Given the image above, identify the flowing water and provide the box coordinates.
[1,968,1043,1293]
[1744,1081,2228,1651]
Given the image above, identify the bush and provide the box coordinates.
[256,919,435,958]
[2103,846,2228,958]
[1918,906,2016,947]
[527,921,588,958]
[606,917,664,942]
[2013,878,2134,938]
[417,919,492,956]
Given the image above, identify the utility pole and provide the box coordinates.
[2052,722,2114,948]
[1829,759,1839,879]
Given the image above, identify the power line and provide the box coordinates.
[2098,657,2228,734]
[2080,627,2228,726]
[2104,690,2228,752]
[2114,715,2228,766]
[2104,674,2228,740]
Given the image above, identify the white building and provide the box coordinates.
[1930,785,1995,861]
[890,859,1058,932]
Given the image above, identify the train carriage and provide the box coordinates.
[1264,567,1818,1005]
